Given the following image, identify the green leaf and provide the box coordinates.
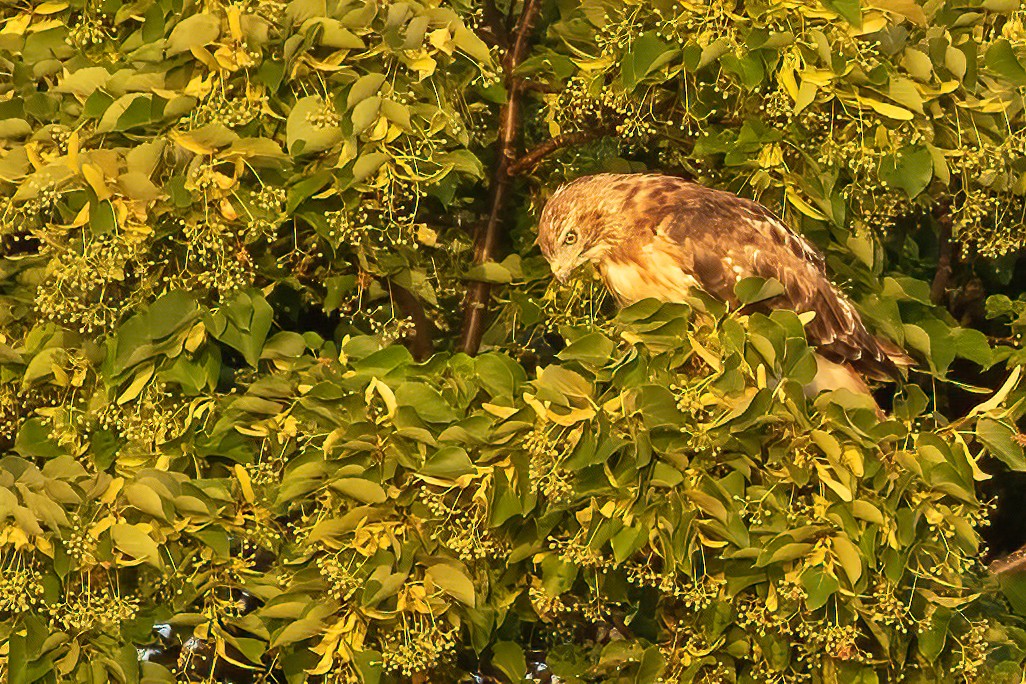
[917,606,951,663]
[148,290,199,340]
[634,646,665,683]
[821,0,862,26]
[287,96,344,155]
[363,570,408,607]
[347,73,387,109]
[83,89,114,119]
[353,650,382,684]
[558,332,615,365]
[427,565,477,607]
[878,145,933,198]
[977,417,1026,470]
[491,641,526,684]
[802,566,839,610]
[21,347,61,388]
[14,418,66,459]
[734,277,785,304]
[54,67,113,98]
[352,151,389,182]
[209,290,274,367]
[422,446,475,479]
[434,150,485,178]
[887,77,924,114]
[271,616,324,648]
[351,95,381,134]
[998,573,1026,614]
[381,100,412,130]
[611,525,648,562]
[985,40,1026,86]
[329,478,387,504]
[465,261,513,284]
[111,523,163,568]
[621,32,678,91]
[287,170,332,213]
[309,18,364,49]
[984,0,1021,11]
[832,535,863,585]
[536,366,592,399]
[261,331,307,360]
[475,353,524,399]
[0,118,31,139]
[124,482,167,519]
[166,13,221,55]
[97,93,158,132]
[452,23,493,65]
[395,382,457,423]
[953,328,993,367]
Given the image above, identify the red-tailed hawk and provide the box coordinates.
[536,173,912,396]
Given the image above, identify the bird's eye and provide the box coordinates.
[564,232,578,245]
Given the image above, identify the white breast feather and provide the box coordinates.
[599,243,699,304]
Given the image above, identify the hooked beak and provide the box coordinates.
[550,262,573,283]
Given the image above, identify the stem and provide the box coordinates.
[989,543,1026,574]
[506,128,610,176]
[457,0,542,355]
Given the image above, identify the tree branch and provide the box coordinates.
[506,128,611,176]
[931,201,956,306]
[457,0,542,355]
[989,542,1026,574]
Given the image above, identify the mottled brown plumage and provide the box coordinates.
[537,173,912,384]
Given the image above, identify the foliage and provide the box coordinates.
[4,292,1026,683]
[2,0,1026,682]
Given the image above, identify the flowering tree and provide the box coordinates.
[2,0,1026,681]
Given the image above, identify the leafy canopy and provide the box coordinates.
[2,0,1026,683]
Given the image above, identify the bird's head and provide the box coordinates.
[535,178,614,283]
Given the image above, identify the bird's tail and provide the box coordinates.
[858,334,915,382]
[810,283,913,383]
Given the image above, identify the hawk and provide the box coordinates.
[536,173,913,396]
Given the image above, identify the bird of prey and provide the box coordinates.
[536,173,912,396]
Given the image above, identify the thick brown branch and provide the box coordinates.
[931,201,956,306]
[507,128,610,176]
[457,0,542,355]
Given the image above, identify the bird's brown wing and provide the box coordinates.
[648,180,911,380]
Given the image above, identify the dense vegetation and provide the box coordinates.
[2,0,1026,681]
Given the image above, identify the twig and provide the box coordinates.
[989,543,1026,574]
[507,128,610,176]
[507,0,543,76]
[457,0,542,355]
[989,335,1017,346]
[931,201,956,306]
